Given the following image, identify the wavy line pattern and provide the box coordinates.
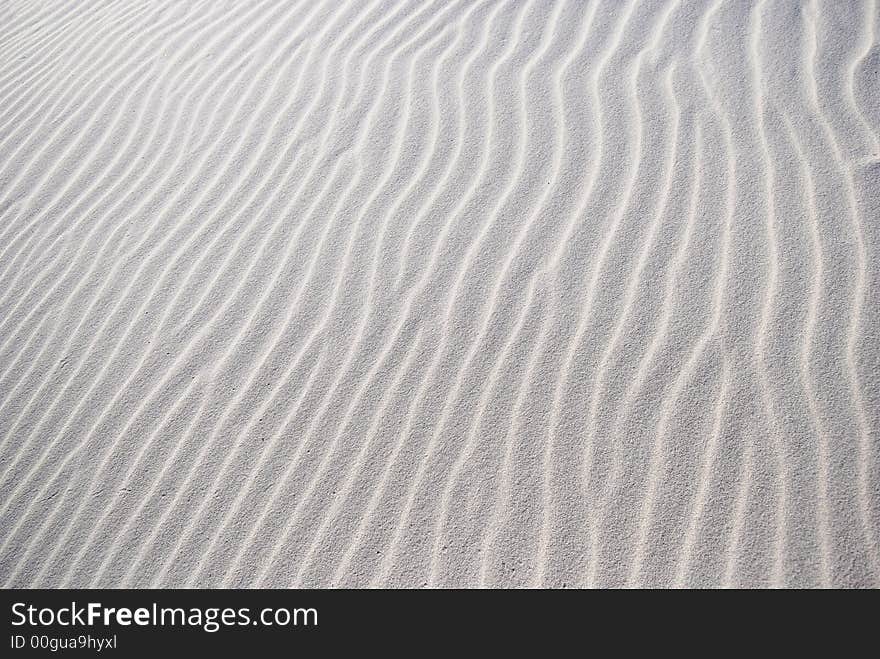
[0,0,877,588]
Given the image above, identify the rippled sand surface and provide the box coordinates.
[0,0,878,587]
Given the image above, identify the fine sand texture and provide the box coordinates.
[1,0,878,588]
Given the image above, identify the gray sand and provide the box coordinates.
[0,0,878,587]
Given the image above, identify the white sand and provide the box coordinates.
[0,0,878,588]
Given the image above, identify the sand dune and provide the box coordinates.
[0,0,878,588]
